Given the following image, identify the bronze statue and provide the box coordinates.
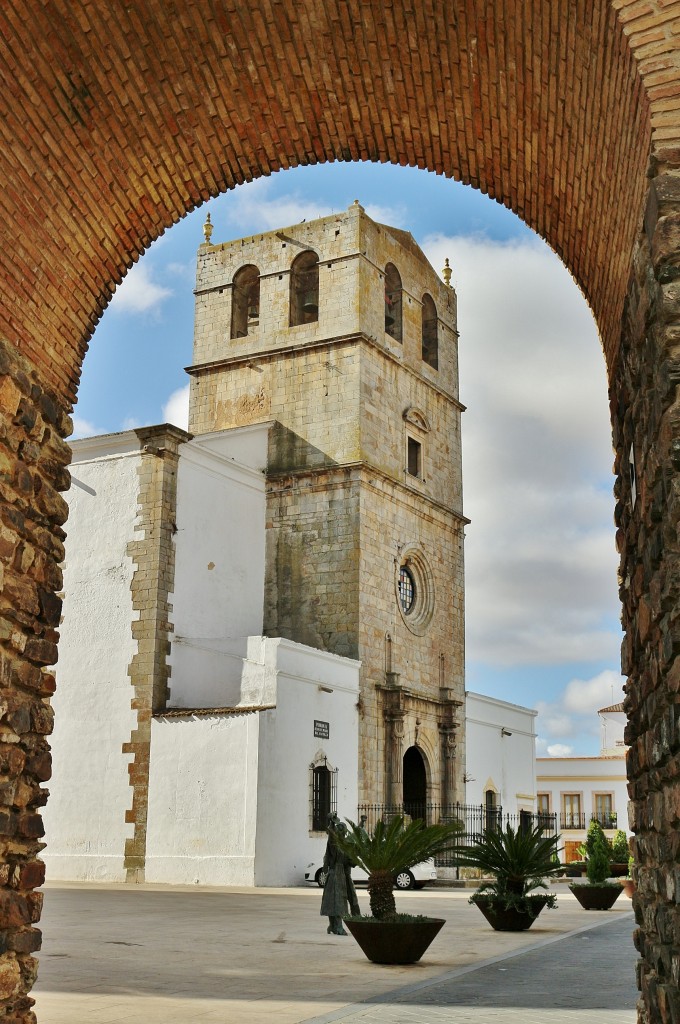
[320,815,360,935]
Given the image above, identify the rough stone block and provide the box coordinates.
[10,861,45,892]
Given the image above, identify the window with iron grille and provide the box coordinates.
[310,759,338,832]
[398,564,416,613]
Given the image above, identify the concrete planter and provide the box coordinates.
[472,895,552,931]
[344,917,445,964]
[569,883,623,910]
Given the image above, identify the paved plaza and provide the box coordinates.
[34,884,637,1024]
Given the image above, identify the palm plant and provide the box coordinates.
[453,823,563,908]
[334,815,462,919]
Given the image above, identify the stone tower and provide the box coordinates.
[188,201,466,808]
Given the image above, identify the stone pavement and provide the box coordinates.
[33,884,637,1024]
[304,915,638,1024]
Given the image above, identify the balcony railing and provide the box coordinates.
[560,812,586,830]
[590,811,618,829]
[559,811,618,831]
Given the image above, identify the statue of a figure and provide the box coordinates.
[320,815,360,935]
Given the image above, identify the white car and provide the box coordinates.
[304,858,437,891]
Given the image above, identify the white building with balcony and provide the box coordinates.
[535,703,628,862]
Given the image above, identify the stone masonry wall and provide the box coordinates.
[613,158,680,1024]
[191,342,362,468]
[359,342,463,512]
[0,337,71,1024]
[358,472,465,803]
[264,467,361,658]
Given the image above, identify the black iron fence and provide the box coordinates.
[356,803,558,868]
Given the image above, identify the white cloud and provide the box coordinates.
[364,203,408,228]
[226,178,334,233]
[535,668,625,753]
[420,233,621,668]
[562,669,624,715]
[162,385,190,430]
[223,180,408,237]
[70,416,101,440]
[108,262,173,315]
[166,260,194,282]
[546,743,574,757]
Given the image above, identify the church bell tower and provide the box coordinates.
[188,200,467,808]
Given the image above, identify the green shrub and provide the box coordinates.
[584,819,606,857]
[586,828,612,884]
[611,830,630,863]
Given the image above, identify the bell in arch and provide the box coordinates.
[302,291,318,315]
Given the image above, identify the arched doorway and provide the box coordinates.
[403,746,427,820]
[0,5,679,1022]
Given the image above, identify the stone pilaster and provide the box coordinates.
[382,677,405,806]
[0,337,71,1024]
[123,427,184,883]
[438,686,462,808]
[612,154,680,1024]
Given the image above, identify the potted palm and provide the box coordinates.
[569,820,623,910]
[332,815,461,964]
[452,823,563,931]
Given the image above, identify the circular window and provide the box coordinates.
[398,565,416,613]
[394,548,435,635]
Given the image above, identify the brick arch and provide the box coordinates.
[0,0,656,404]
[1,4,680,1023]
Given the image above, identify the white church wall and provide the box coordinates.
[43,435,141,881]
[144,637,359,887]
[145,711,260,885]
[168,424,269,708]
[465,692,537,813]
[254,638,360,886]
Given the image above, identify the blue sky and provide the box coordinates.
[75,162,625,756]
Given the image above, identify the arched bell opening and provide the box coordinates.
[384,262,403,342]
[230,264,260,339]
[421,292,438,369]
[290,250,319,327]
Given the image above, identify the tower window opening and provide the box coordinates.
[421,293,438,369]
[230,264,260,339]
[407,436,421,478]
[290,250,320,326]
[384,263,402,341]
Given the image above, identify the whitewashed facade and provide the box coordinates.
[44,427,359,886]
[464,692,538,814]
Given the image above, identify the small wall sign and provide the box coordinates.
[314,720,330,739]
